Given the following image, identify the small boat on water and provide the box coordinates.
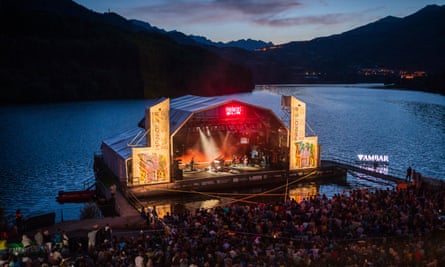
[56,190,96,203]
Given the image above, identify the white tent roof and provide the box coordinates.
[101,127,146,160]
[103,94,287,160]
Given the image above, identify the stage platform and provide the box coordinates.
[125,163,347,198]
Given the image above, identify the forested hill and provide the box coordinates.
[0,0,254,104]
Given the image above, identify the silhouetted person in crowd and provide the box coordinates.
[103,223,112,244]
[141,207,147,219]
[406,165,412,182]
[15,209,23,236]
[152,206,158,219]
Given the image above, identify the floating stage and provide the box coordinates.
[127,167,346,198]
[94,154,347,199]
[95,94,336,200]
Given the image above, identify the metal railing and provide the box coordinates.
[122,187,145,214]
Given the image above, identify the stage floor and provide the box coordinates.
[181,164,266,179]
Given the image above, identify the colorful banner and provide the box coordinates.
[293,137,318,169]
[132,147,169,184]
[290,96,306,140]
[131,98,170,185]
[288,96,319,169]
[148,99,170,151]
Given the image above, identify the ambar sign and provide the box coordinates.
[357,154,389,162]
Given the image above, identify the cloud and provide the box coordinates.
[255,12,362,27]
[124,0,304,24]
[120,0,372,43]
[124,0,365,28]
[214,0,302,15]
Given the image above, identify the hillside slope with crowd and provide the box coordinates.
[1,183,445,266]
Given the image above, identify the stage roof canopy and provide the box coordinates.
[138,94,286,134]
[104,94,288,161]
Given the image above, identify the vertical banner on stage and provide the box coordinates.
[290,96,306,139]
[148,98,170,152]
[132,98,170,185]
[289,96,306,170]
[289,96,319,170]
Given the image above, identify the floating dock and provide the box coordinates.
[94,155,347,199]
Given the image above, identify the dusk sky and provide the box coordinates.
[74,0,445,44]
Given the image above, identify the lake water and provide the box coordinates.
[1,84,444,221]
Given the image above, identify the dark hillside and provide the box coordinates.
[0,0,253,103]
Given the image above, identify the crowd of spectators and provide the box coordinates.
[1,184,445,266]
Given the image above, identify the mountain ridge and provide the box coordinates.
[239,4,445,94]
[125,4,445,95]
[129,19,274,51]
[0,0,254,103]
[1,0,444,103]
